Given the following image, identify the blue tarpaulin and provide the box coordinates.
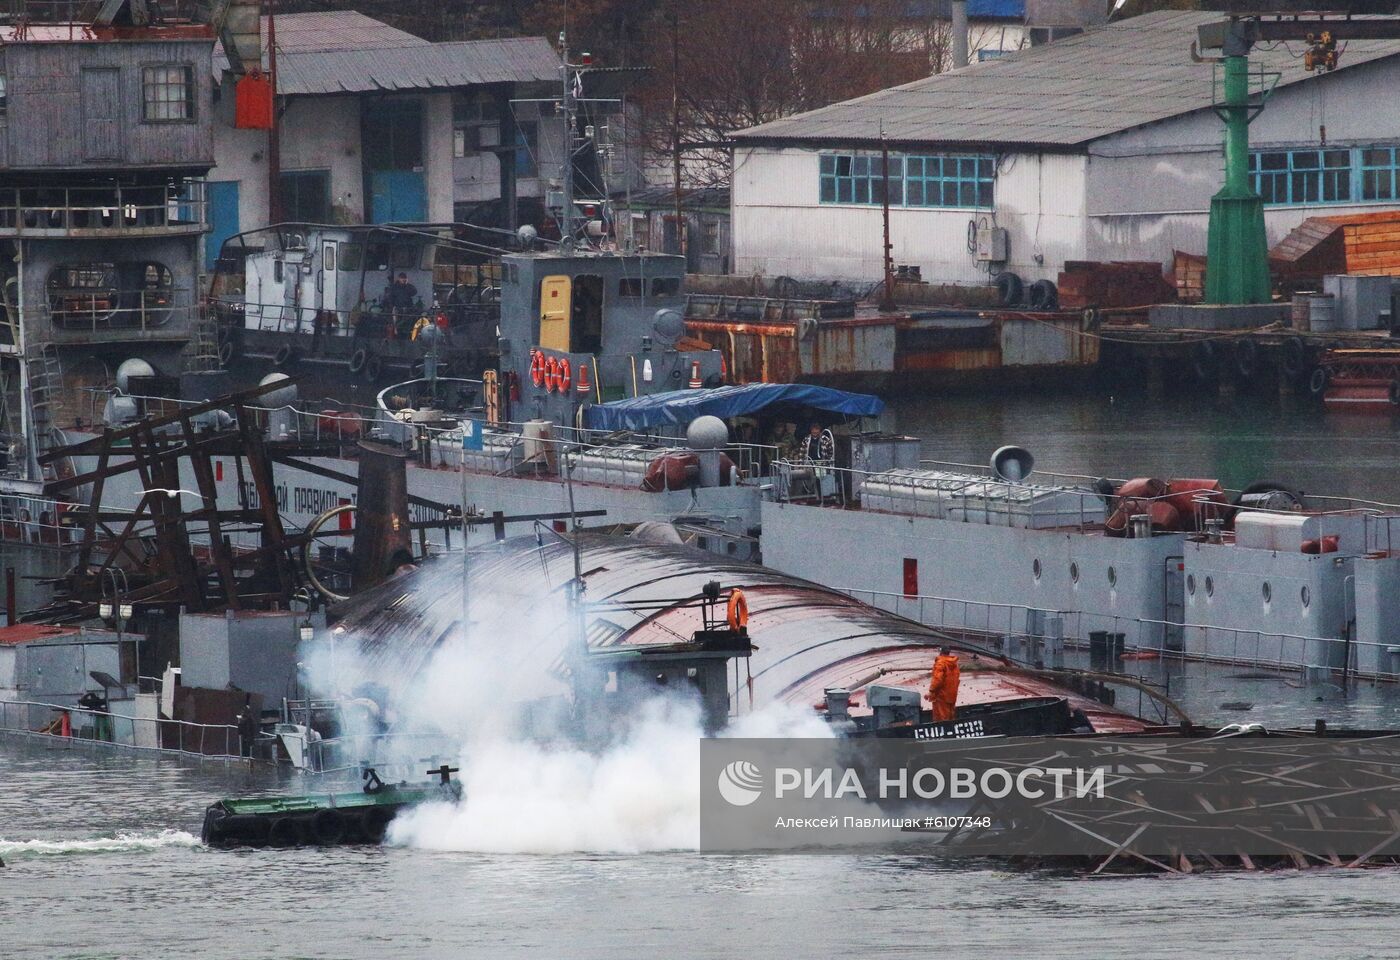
[583,383,885,432]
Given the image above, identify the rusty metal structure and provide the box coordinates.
[31,379,459,620]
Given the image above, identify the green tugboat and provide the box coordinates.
[202,765,462,848]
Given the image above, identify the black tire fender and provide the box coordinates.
[267,816,305,847]
[1280,336,1307,379]
[1234,337,1259,379]
[309,809,346,846]
[360,805,394,842]
[994,271,1024,307]
[348,348,368,374]
[272,344,295,368]
[1192,340,1218,381]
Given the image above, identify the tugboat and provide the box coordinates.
[211,222,500,381]
[201,764,461,848]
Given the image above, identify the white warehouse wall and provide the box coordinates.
[734,55,1400,283]
[732,146,1086,284]
[1087,56,1400,264]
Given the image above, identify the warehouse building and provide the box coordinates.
[729,11,1400,285]
[207,14,567,264]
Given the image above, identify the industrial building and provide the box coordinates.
[207,13,633,265]
[729,10,1400,285]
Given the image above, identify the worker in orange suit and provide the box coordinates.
[928,647,961,722]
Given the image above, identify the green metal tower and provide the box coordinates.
[1204,52,1272,304]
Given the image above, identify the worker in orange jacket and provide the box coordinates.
[928,647,961,722]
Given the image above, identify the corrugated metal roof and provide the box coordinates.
[213,11,426,73]
[731,11,1400,149]
[259,11,427,52]
[273,36,560,96]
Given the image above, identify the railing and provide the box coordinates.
[48,288,191,333]
[0,183,205,236]
[0,698,247,761]
[0,493,103,546]
[840,586,1400,683]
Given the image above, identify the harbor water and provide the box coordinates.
[7,389,1400,959]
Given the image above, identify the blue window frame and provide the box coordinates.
[1362,146,1399,201]
[820,152,993,209]
[1249,145,1400,205]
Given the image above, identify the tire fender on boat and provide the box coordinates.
[348,348,368,374]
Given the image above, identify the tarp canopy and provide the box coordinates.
[583,383,885,432]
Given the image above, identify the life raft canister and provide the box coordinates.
[556,357,572,394]
[530,350,546,388]
[726,588,749,631]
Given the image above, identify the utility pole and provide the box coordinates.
[671,0,684,262]
[266,0,281,223]
[879,128,896,312]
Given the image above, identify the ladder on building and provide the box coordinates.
[189,310,223,371]
[26,341,66,479]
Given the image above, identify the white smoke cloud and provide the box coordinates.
[302,558,835,855]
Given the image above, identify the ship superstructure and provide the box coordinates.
[0,0,217,494]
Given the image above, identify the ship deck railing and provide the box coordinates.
[0,697,248,763]
[420,418,780,485]
[769,458,1400,536]
[0,182,205,238]
[841,586,1400,685]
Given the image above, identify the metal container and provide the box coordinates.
[1309,293,1336,332]
[1291,294,1312,332]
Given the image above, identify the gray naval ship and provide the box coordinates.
[25,33,1400,686]
[42,227,1400,691]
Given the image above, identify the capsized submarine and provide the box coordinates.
[329,524,1171,742]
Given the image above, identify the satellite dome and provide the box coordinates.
[686,415,729,450]
[114,358,156,393]
[258,372,298,408]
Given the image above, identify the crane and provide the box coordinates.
[1196,2,1400,304]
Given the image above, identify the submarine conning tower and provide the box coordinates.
[496,249,723,424]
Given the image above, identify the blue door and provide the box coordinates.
[206,181,240,270]
[370,171,426,223]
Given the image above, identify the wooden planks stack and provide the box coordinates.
[1270,212,1400,285]
[1337,212,1400,275]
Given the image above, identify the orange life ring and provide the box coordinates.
[530,350,545,388]
[556,357,572,394]
[545,355,560,393]
[726,588,749,631]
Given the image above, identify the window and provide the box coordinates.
[278,170,329,223]
[453,128,467,159]
[142,64,194,122]
[820,152,993,209]
[339,243,362,272]
[1362,147,1399,201]
[323,244,336,272]
[977,49,1007,61]
[1247,146,1400,205]
[618,278,643,298]
[515,121,539,178]
[651,277,680,298]
[0,74,7,117]
[701,220,720,255]
[273,260,284,283]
